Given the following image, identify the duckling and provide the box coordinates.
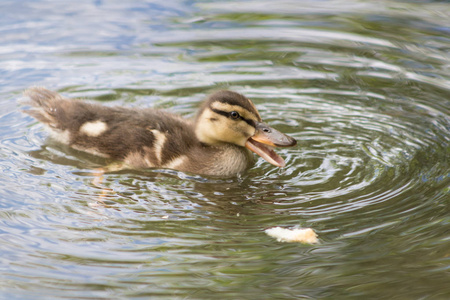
[23,88,296,176]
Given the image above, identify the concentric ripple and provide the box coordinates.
[0,0,449,299]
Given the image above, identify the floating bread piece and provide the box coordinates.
[265,227,318,244]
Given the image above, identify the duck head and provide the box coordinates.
[195,91,297,167]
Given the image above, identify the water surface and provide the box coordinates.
[0,0,449,299]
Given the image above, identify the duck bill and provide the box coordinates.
[245,122,297,168]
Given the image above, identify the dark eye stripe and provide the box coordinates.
[211,108,255,127]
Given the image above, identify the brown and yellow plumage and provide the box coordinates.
[23,88,296,176]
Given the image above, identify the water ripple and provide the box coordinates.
[0,0,449,299]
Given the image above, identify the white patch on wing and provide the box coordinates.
[149,129,166,164]
[79,121,108,137]
[163,155,187,170]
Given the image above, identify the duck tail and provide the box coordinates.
[22,87,65,129]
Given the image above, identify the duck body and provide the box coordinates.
[23,88,296,176]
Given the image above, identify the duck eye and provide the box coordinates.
[230,111,240,119]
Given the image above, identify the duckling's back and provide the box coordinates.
[23,87,197,168]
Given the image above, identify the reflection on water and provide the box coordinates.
[0,0,449,299]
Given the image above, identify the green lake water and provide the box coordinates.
[0,0,449,299]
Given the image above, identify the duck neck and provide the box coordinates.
[185,143,255,177]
